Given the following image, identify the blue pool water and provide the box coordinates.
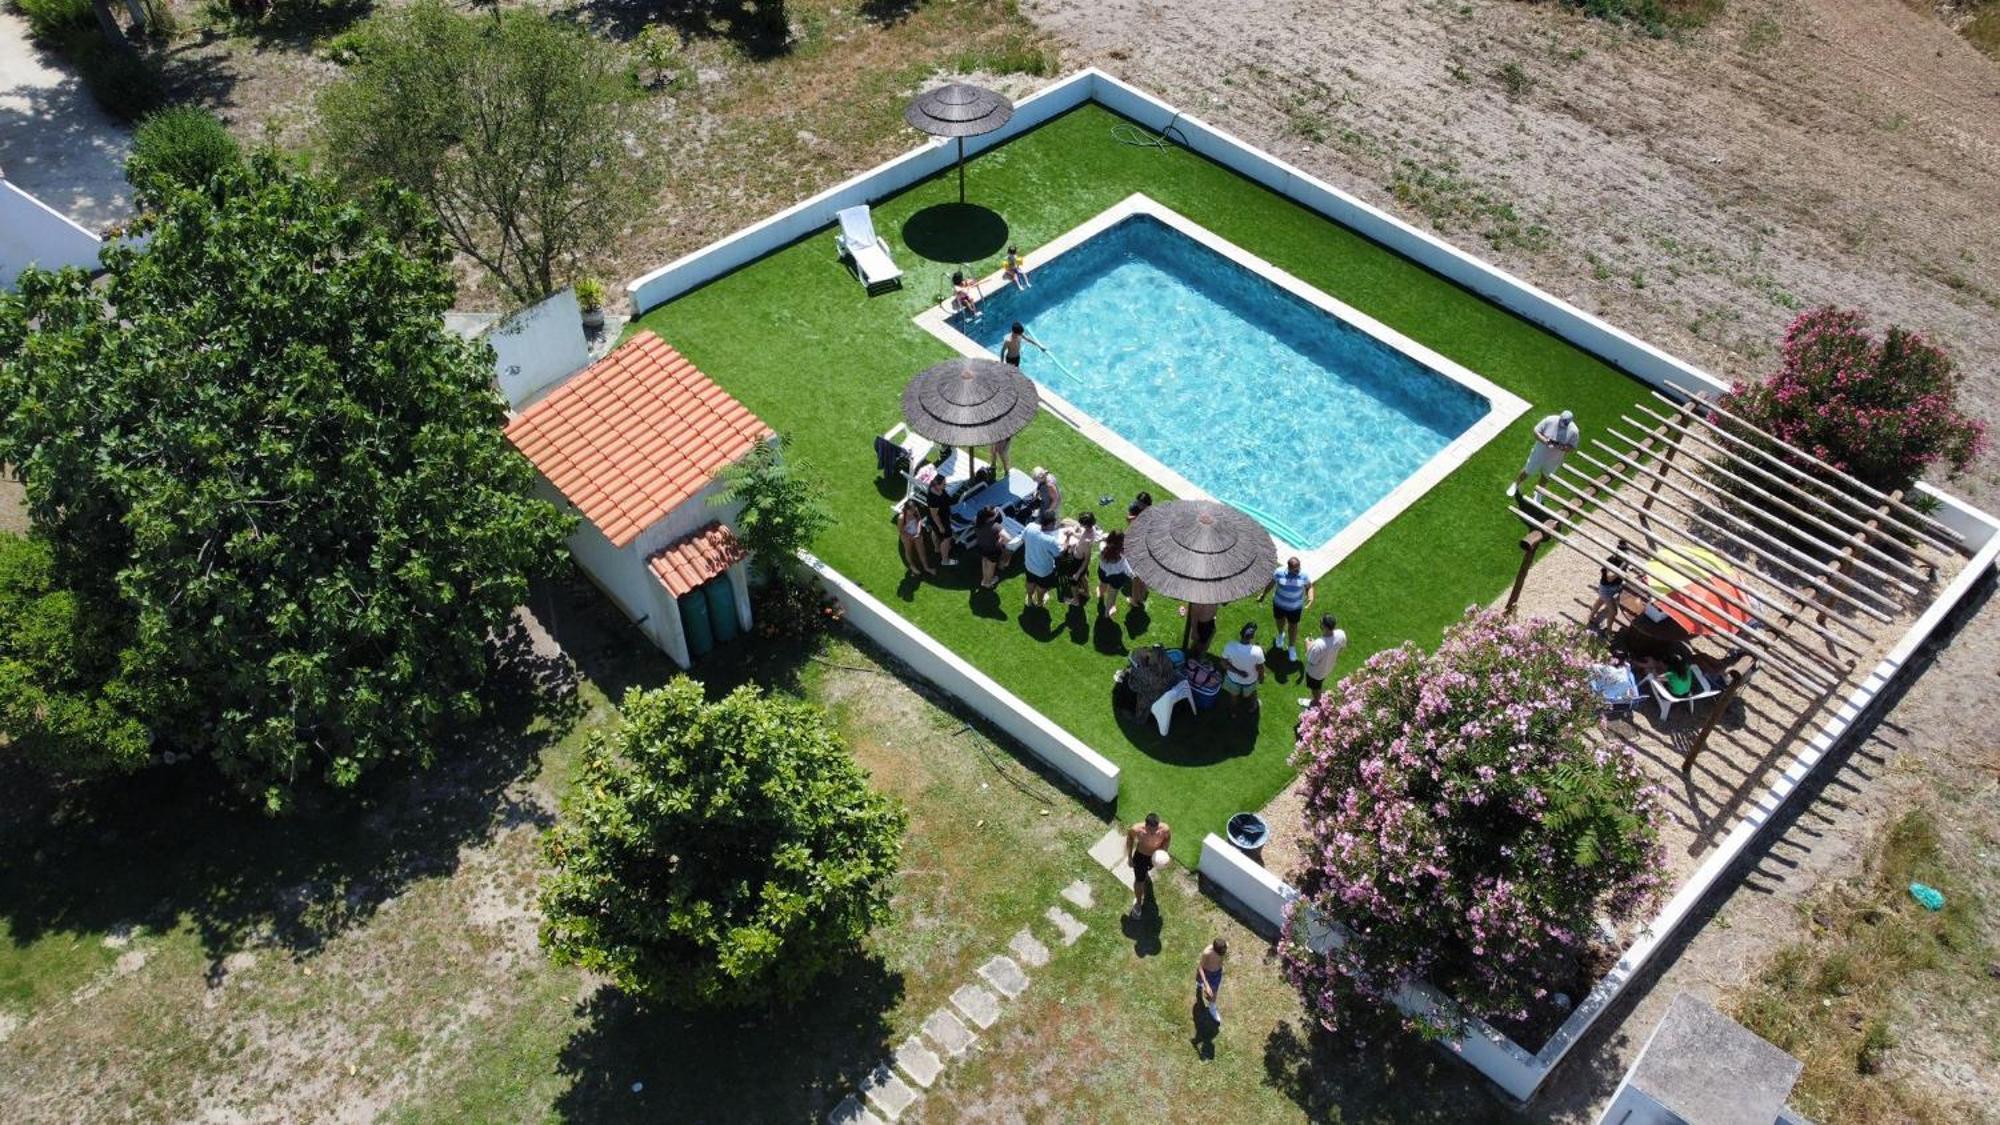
[953,214,1486,548]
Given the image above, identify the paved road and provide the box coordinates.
[0,10,133,231]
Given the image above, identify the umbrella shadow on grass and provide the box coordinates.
[553,954,902,1122]
[901,203,1008,264]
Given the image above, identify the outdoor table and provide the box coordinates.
[950,467,1035,528]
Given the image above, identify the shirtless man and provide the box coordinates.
[1125,812,1172,917]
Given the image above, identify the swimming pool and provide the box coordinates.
[918,196,1526,571]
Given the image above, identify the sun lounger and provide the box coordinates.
[1590,662,1643,718]
[1643,667,1720,721]
[835,205,902,295]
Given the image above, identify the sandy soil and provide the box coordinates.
[1019,0,2000,1114]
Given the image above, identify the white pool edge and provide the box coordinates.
[912,194,1529,577]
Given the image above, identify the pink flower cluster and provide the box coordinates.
[1723,306,1986,492]
[1277,608,1665,1041]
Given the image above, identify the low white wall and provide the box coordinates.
[491,288,590,409]
[626,71,1099,313]
[0,179,104,290]
[803,553,1121,803]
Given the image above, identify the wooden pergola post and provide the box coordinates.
[1682,666,1750,773]
[1505,531,1545,616]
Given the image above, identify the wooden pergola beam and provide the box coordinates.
[1554,450,1899,622]
[1660,382,1965,550]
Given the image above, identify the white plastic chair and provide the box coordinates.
[1644,668,1720,721]
[835,205,903,294]
[1150,679,1194,736]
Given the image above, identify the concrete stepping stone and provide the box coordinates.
[1008,927,1051,968]
[1087,829,1134,888]
[894,1036,943,1088]
[860,1063,917,1120]
[1060,879,1095,909]
[1046,905,1088,945]
[977,954,1029,999]
[922,1008,976,1057]
[950,982,1003,1029]
[828,1094,885,1125]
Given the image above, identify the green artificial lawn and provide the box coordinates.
[634,102,1649,863]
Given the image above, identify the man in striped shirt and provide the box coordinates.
[1257,556,1315,662]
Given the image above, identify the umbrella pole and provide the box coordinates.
[957,137,966,203]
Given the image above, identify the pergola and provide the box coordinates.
[1504,381,1972,770]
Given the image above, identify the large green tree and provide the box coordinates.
[0,155,572,808]
[317,0,650,304]
[540,681,907,1008]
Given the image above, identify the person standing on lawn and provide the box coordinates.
[1300,612,1348,706]
[1221,622,1266,715]
[1508,409,1580,497]
[1021,510,1063,608]
[1126,812,1172,917]
[1195,938,1228,1029]
[1258,556,1314,661]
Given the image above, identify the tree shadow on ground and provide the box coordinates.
[570,0,792,57]
[900,202,1008,264]
[202,0,374,51]
[0,615,574,974]
[1262,1017,1531,1123]
[857,0,920,24]
[552,952,901,1121]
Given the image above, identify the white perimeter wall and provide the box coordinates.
[491,288,590,410]
[1,179,103,290]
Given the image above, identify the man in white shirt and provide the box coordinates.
[1220,623,1266,716]
[1508,409,1580,497]
[1299,613,1349,707]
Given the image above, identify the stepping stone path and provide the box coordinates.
[1008,928,1050,968]
[894,1037,943,1088]
[826,869,1107,1123]
[860,1064,917,1120]
[829,1095,883,1125]
[950,982,1003,1029]
[977,955,1029,999]
[922,1009,975,1058]
[1045,905,1088,946]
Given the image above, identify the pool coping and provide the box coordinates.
[912,194,1530,578]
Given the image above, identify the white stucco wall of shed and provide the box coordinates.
[489,288,591,410]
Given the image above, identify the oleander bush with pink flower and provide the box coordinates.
[1277,608,1665,1042]
[1723,306,1986,494]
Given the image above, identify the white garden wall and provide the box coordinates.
[0,179,104,290]
[803,553,1121,803]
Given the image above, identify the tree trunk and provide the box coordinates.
[90,0,124,46]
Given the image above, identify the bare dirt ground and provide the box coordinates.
[1021,0,2000,1114]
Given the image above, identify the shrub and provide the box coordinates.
[127,106,242,205]
[1278,607,1665,1039]
[572,276,605,312]
[71,37,168,121]
[1722,307,1986,494]
[13,0,95,40]
[539,681,906,1008]
[0,534,152,775]
[708,434,831,585]
[750,574,844,640]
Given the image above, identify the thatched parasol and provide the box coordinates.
[905,83,1015,203]
[900,357,1039,448]
[1124,500,1279,605]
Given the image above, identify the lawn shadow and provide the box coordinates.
[1115,697,1261,768]
[1119,901,1164,958]
[1262,1017,1529,1122]
[1191,998,1218,1060]
[1016,603,1059,641]
[0,616,573,974]
[552,952,902,1121]
[1092,609,1130,656]
[900,202,1008,264]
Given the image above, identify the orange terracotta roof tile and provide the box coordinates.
[647,522,748,598]
[504,332,772,548]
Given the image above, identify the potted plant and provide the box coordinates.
[576,277,607,331]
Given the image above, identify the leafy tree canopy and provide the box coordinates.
[540,680,906,1008]
[317,0,651,304]
[710,435,831,583]
[0,155,571,808]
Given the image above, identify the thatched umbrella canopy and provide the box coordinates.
[1125,499,1279,605]
[900,357,1039,448]
[905,83,1015,203]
